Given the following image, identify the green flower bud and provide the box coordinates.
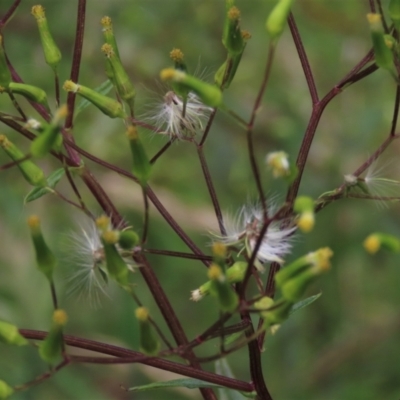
[100,228,129,285]
[275,247,333,288]
[27,215,57,282]
[363,232,400,254]
[212,242,227,269]
[294,196,315,232]
[389,0,400,30]
[100,16,120,58]
[0,320,28,346]
[135,307,160,356]
[214,46,246,89]
[39,309,67,364]
[100,16,120,82]
[160,69,223,107]
[170,48,187,72]
[281,269,317,302]
[101,43,135,109]
[63,80,126,119]
[118,229,139,250]
[0,135,46,187]
[126,125,151,186]
[208,263,239,313]
[169,48,189,98]
[0,35,11,89]
[266,0,295,41]
[294,196,314,212]
[266,151,290,178]
[31,5,61,71]
[254,297,292,326]
[0,380,14,399]
[222,6,244,55]
[367,13,394,70]
[190,261,247,302]
[30,105,67,158]
[7,82,50,111]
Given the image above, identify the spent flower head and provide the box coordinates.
[143,90,212,139]
[345,158,400,207]
[212,202,295,270]
[63,217,136,306]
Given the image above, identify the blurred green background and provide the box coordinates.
[1,1,400,399]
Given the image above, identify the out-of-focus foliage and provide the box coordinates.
[1,1,400,399]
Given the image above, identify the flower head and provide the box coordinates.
[345,158,400,208]
[144,90,212,139]
[63,217,136,306]
[213,203,295,270]
[64,218,109,306]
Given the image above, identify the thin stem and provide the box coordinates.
[390,85,400,136]
[196,146,226,235]
[0,0,21,28]
[0,154,31,171]
[150,138,175,164]
[54,73,60,108]
[246,43,276,218]
[14,359,70,392]
[65,0,86,129]
[288,13,319,104]
[49,281,58,309]
[141,186,150,244]
[199,108,218,146]
[19,330,253,393]
[368,0,376,12]
[7,92,27,120]
[144,248,213,261]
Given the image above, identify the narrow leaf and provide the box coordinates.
[215,359,249,400]
[289,292,322,315]
[24,168,65,203]
[125,378,223,392]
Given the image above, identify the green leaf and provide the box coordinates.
[125,378,255,398]
[289,292,322,315]
[215,359,250,400]
[74,80,114,118]
[125,378,224,392]
[24,168,65,203]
